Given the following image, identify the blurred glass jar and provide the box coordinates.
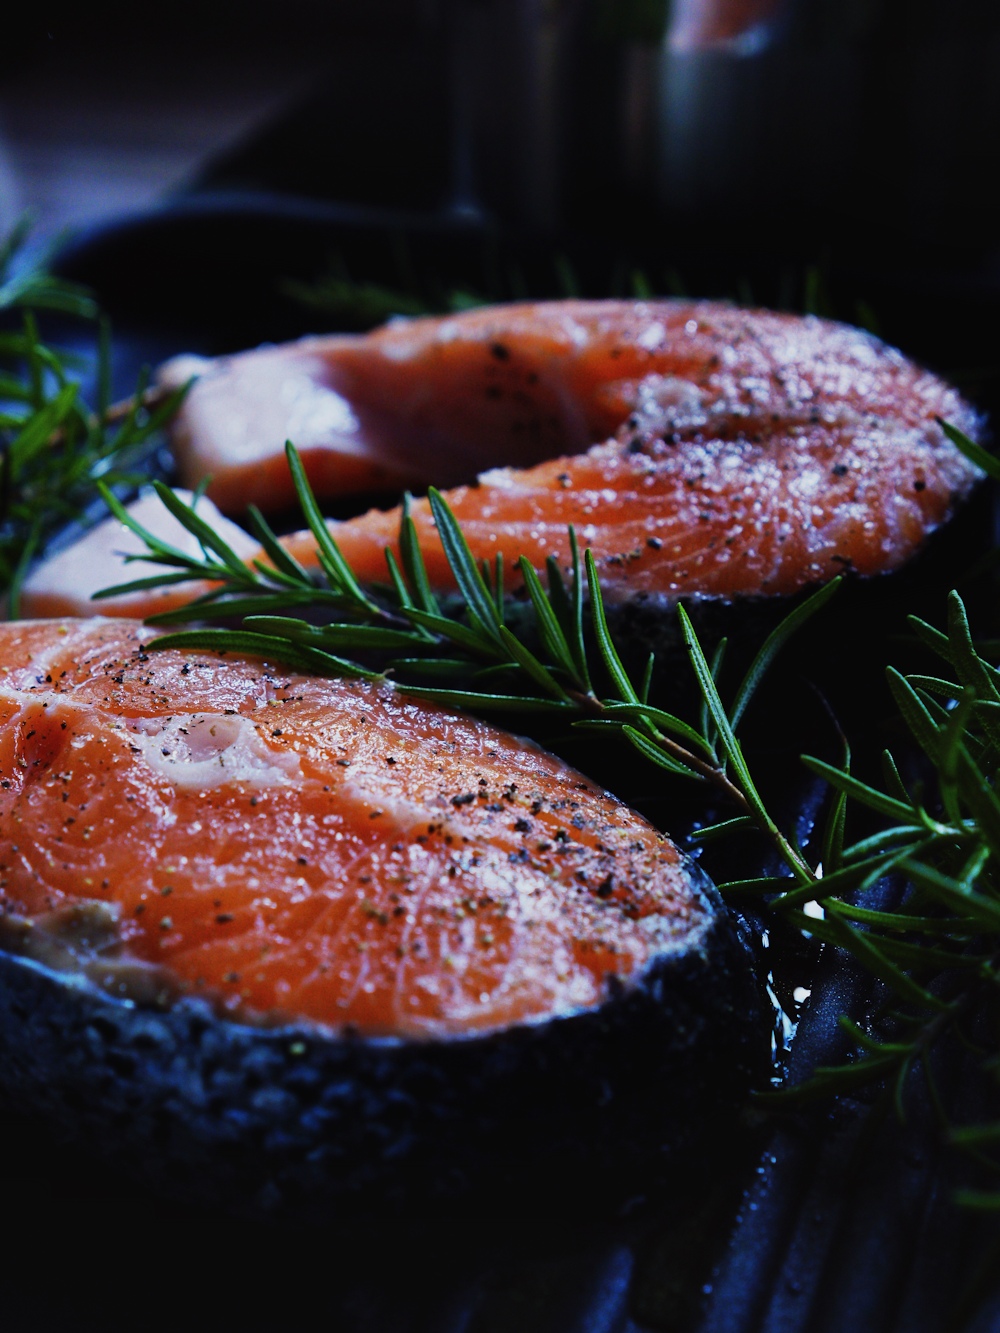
[448,0,1000,265]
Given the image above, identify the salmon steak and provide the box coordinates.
[162,300,982,605]
[0,619,764,1214]
[0,618,712,1034]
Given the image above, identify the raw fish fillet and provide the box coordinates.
[161,302,982,604]
[0,618,716,1037]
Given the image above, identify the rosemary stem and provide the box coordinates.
[566,688,606,717]
[45,382,176,449]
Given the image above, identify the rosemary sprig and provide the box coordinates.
[748,591,1000,1186]
[1,224,189,616]
[97,441,837,827]
[0,217,96,319]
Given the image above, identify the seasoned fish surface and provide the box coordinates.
[0,619,712,1037]
[163,301,982,604]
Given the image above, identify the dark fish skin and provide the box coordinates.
[0,871,766,1220]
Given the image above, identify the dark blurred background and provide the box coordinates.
[2,0,999,249]
[4,0,1000,320]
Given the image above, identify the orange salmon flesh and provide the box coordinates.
[27,302,982,624]
[288,304,982,602]
[152,301,983,610]
[0,620,711,1038]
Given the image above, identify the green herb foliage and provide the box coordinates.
[96,427,1000,1225]
[96,441,837,801]
[1,228,190,616]
[281,243,660,329]
[0,217,96,320]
